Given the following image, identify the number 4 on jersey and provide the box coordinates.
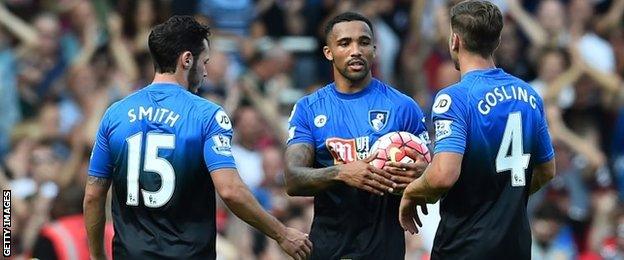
[496,112,531,187]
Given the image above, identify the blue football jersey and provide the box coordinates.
[287,78,428,259]
[88,83,236,259]
[430,68,554,259]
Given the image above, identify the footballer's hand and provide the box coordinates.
[399,195,428,235]
[336,152,397,196]
[277,227,313,260]
[384,148,429,189]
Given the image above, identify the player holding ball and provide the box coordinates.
[285,12,430,259]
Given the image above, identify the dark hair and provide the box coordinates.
[148,16,210,73]
[324,12,374,43]
[450,0,503,57]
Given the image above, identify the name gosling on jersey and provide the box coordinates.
[478,85,538,115]
[127,106,181,127]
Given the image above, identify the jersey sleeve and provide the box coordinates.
[88,107,114,178]
[431,89,469,155]
[533,104,555,164]
[203,108,237,172]
[287,99,314,146]
[400,99,430,144]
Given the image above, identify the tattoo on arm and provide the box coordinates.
[84,176,110,259]
[285,143,340,196]
[87,176,112,187]
[287,143,314,168]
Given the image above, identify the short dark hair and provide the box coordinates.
[324,12,374,43]
[148,16,210,73]
[450,0,503,57]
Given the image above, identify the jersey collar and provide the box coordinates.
[330,78,378,100]
[462,68,503,79]
[146,82,185,91]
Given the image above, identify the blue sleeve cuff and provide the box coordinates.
[88,170,111,178]
[534,150,555,164]
[434,145,465,155]
[208,162,237,173]
[287,138,315,146]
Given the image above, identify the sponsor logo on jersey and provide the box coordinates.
[432,94,452,114]
[369,110,389,132]
[211,134,232,156]
[215,110,232,130]
[326,136,370,164]
[434,120,453,140]
[314,115,327,128]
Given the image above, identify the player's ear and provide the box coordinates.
[180,51,193,70]
[372,44,377,59]
[451,33,460,52]
[323,45,333,61]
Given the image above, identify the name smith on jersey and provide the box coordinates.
[127,106,181,127]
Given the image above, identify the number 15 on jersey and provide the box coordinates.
[126,132,176,208]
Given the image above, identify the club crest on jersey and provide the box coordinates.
[369,110,389,132]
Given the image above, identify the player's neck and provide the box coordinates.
[334,73,372,94]
[152,73,188,89]
[458,53,496,77]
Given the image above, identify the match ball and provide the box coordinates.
[369,131,432,169]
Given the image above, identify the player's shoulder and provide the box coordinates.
[374,79,411,99]
[293,83,333,109]
[496,69,544,102]
[436,81,468,100]
[101,90,142,119]
[182,90,223,113]
[511,75,541,96]
[431,81,471,116]
[372,78,421,108]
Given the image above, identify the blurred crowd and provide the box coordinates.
[1,0,624,259]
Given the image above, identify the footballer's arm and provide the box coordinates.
[285,143,396,196]
[285,143,340,196]
[402,152,462,203]
[212,168,312,259]
[84,176,112,260]
[529,158,556,194]
[398,152,462,234]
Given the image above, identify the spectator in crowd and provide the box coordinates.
[531,202,577,259]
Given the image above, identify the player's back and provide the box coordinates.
[431,68,554,259]
[90,83,231,259]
